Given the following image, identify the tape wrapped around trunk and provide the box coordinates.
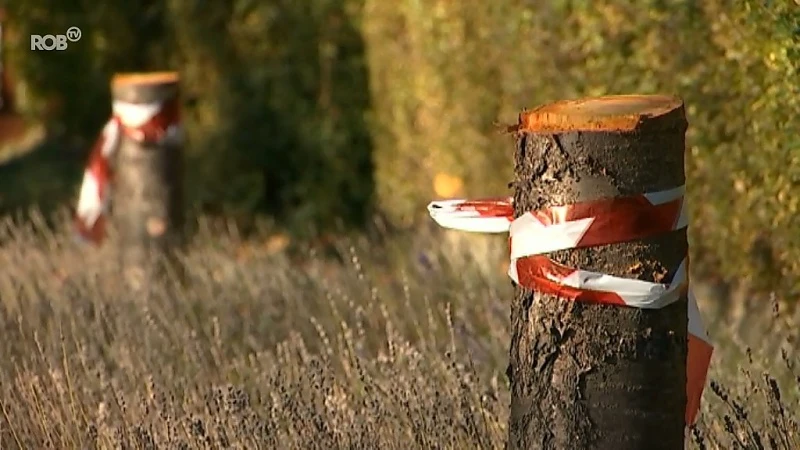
[427,186,713,426]
[73,99,182,244]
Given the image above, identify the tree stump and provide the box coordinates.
[111,72,184,292]
[507,95,688,449]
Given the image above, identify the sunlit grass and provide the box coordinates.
[0,210,796,449]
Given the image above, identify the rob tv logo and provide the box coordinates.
[30,27,82,51]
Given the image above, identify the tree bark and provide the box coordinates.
[507,95,689,449]
[111,72,184,292]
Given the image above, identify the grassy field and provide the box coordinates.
[0,212,797,449]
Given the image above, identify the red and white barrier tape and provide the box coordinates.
[427,187,713,426]
[74,99,181,244]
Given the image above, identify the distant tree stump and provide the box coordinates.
[111,72,184,292]
[507,95,688,449]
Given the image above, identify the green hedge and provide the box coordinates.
[6,0,799,292]
[364,0,800,293]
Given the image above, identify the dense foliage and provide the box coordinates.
[3,1,799,292]
[363,0,800,294]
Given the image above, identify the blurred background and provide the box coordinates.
[0,0,798,295]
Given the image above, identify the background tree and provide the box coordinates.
[2,0,798,297]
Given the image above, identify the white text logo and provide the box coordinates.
[30,27,82,51]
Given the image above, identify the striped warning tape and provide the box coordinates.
[427,187,712,426]
[74,99,181,244]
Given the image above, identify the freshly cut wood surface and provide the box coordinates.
[518,94,684,133]
[112,72,179,87]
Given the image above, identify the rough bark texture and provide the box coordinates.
[112,74,184,293]
[507,96,689,449]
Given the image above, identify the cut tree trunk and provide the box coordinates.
[111,72,185,292]
[507,95,689,449]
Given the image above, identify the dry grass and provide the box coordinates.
[0,210,797,449]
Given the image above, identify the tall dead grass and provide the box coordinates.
[0,210,796,449]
